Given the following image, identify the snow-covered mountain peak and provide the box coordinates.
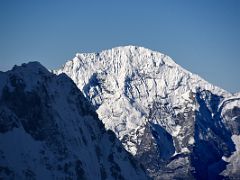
[56,46,230,136]
[61,45,228,96]
[74,45,176,68]
[56,46,230,137]
[55,46,240,179]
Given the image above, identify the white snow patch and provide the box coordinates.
[188,137,195,145]
[172,125,181,137]
[181,147,190,153]
[181,91,192,102]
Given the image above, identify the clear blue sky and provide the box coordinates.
[0,0,239,93]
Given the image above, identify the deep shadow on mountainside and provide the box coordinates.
[0,62,148,179]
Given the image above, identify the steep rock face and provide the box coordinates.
[55,46,240,179]
[0,62,148,179]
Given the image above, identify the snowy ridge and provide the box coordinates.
[55,45,240,179]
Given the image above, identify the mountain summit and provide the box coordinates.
[55,46,240,179]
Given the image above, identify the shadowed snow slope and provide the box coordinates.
[55,46,240,179]
[0,62,148,179]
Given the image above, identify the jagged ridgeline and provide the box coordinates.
[0,62,148,179]
[55,46,240,179]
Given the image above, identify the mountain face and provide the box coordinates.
[0,62,148,179]
[55,46,240,179]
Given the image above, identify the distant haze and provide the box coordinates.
[0,0,239,93]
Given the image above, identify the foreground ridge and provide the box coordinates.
[0,62,148,179]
